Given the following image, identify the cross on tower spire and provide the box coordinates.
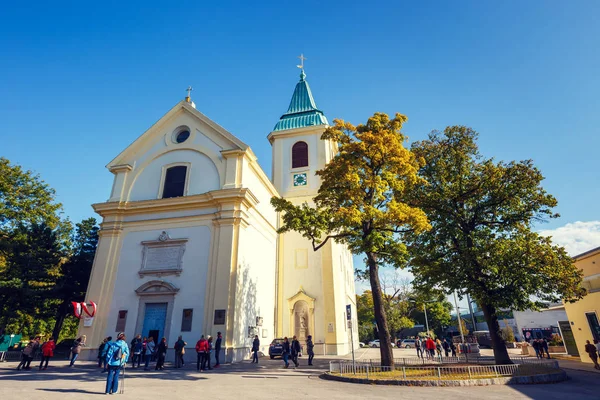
[297,54,307,70]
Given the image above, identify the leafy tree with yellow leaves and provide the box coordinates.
[271,113,430,367]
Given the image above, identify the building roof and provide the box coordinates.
[273,70,329,132]
[573,245,600,261]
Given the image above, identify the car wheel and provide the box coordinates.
[405,345,410,349]
[270,355,274,359]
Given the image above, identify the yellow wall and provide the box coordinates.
[564,248,600,363]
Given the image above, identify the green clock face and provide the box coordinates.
[293,173,307,187]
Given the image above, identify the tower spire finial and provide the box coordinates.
[297,54,307,80]
[185,86,193,103]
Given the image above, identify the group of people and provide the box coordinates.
[194,332,223,371]
[530,338,551,359]
[16,335,88,371]
[584,339,600,370]
[281,335,314,368]
[415,337,457,359]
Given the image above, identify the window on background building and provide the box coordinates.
[116,310,128,332]
[162,166,187,198]
[292,141,308,168]
[586,312,600,341]
[181,308,193,332]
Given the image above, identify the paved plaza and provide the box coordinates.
[1,348,598,399]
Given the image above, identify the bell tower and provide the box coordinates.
[269,63,357,355]
[267,68,336,200]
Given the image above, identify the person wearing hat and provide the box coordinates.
[306,335,315,366]
[105,332,130,395]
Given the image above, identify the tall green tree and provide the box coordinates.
[0,223,65,331]
[51,218,99,339]
[272,113,430,367]
[406,127,585,364]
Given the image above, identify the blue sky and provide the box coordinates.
[2,1,599,296]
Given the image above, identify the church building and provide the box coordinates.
[78,68,358,362]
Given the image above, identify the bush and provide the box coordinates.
[549,334,563,346]
[500,326,515,343]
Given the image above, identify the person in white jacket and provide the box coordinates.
[144,337,156,371]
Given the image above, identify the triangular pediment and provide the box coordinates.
[107,100,249,169]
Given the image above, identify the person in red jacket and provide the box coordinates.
[425,337,436,359]
[195,335,209,371]
[39,337,56,370]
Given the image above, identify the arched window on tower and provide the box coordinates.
[292,141,309,168]
[162,165,187,198]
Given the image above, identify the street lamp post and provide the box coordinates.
[423,304,430,335]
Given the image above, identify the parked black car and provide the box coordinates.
[268,338,285,359]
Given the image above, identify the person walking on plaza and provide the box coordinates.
[105,332,129,395]
[421,338,428,358]
[541,338,551,359]
[251,335,260,363]
[282,337,291,369]
[69,335,86,367]
[144,337,156,370]
[425,337,436,359]
[306,335,315,366]
[584,340,600,370]
[130,334,143,368]
[155,338,167,370]
[196,335,208,371]
[442,339,450,357]
[206,336,214,370]
[415,337,423,358]
[97,338,108,368]
[291,336,301,368]
[38,337,56,370]
[25,336,41,370]
[435,338,443,357]
[17,338,36,370]
[595,339,600,355]
[101,336,113,372]
[174,335,187,368]
[214,332,222,368]
[450,341,457,357]
[532,339,541,359]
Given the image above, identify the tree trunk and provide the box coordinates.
[366,252,394,368]
[51,300,69,340]
[480,302,512,364]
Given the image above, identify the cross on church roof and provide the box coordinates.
[297,54,307,70]
[185,86,193,102]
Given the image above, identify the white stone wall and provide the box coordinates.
[105,224,212,347]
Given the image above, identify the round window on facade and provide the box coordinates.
[175,130,190,143]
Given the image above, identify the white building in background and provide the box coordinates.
[78,69,358,362]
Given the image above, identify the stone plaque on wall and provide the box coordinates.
[139,231,188,277]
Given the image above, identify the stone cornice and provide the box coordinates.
[93,187,259,218]
[108,164,133,174]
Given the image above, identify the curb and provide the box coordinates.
[320,370,568,387]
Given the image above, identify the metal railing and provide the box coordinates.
[330,358,559,381]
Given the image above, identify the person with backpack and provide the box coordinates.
[214,332,222,368]
[38,337,56,370]
[306,335,315,366]
[251,335,260,363]
[155,337,167,370]
[174,335,187,368]
[130,334,143,368]
[69,335,86,367]
[144,337,156,370]
[101,336,113,372]
[105,332,129,395]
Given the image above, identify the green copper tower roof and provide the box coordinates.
[273,70,329,132]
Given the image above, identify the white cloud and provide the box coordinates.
[538,221,600,256]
